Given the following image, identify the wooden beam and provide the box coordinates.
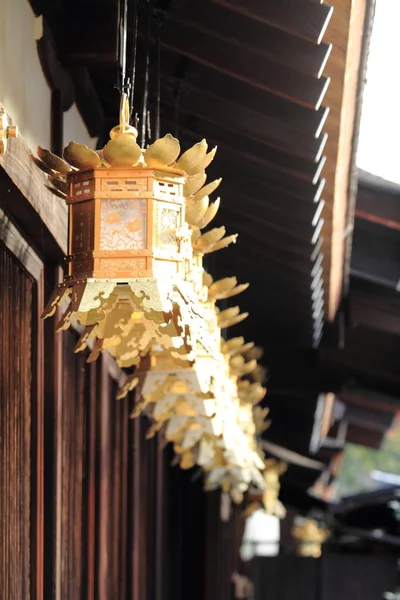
[212,0,334,44]
[340,386,400,415]
[35,16,74,111]
[351,219,400,290]
[209,154,326,203]
[67,68,105,140]
[160,105,324,181]
[160,20,330,109]
[0,113,67,256]
[350,279,400,337]
[322,0,369,320]
[155,51,330,137]
[219,203,324,247]
[170,0,332,78]
[355,182,400,231]
[219,188,325,229]
[59,5,119,65]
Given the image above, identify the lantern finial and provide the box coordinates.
[109,93,138,140]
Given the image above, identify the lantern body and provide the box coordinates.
[67,167,189,280]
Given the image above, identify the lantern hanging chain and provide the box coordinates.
[154,9,162,141]
[117,0,128,94]
[141,0,151,148]
[117,0,139,124]
[128,0,139,123]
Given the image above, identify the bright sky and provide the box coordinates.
[356,0,400,184]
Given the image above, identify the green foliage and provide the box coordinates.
[335,426,400,499]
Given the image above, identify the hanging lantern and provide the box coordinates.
[34,90,267,497]
[292,518,329,558]
[37,94,236,365]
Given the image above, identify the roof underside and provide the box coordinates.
[29,0,389,503]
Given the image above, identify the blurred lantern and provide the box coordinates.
[292,517,329,558]
[240,509,280,560]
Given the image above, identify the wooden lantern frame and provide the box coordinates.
[67,166,188,281]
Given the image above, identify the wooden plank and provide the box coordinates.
[67,67,105,139]
[220,243,323,291]
[355,183,400,231]
[351,219,400,290]
[171,0,332,78]
[60,4,119,65]
[98,355,112,600]
[0,120,67,254]
[220,186,325,226]
[220,203,323,246]
[160,109,324,182]
[209,152,326,203]
[160,20,330,109]
[351,284,400,337]
[322,0,369,320]
[340,386,400,415]
[154,51,330,137]
[0,244,34,600]
[0,207,43,279]
[212,0,334,44]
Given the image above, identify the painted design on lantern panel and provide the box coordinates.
[98,258,147,275]
[156,206,178,248]
[100,198,147,250]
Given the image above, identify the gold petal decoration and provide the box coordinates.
[195,226,226,249]
[232,341,255,357]
[144,133,181,168]
[116,376,139,401]
[197,198,220,229]
[63,141,101,170]
[222,337,244,353]
[251,365,268,384]
[44,184,67,199]
[37,146,71,174]
[240,359,258,376]
[177,139,207,174]
[185,196,210,226]
[203,271,213,288]
[31,154,62,177]
[249,387,267,405]
[192,178,222,204]
[219,312,249,329]
[183,171,207,197]
[190,146,217,175]
[253,406,270,433]
[203,233,238,254]
[48,176,68,195]
[219,306,240,322]
[208,277,237,299]
[218,282,250,300]
[245,346,264,361]
[103,134,142,167]
[191,227,202,244]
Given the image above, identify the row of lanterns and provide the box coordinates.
[35,94,285,508]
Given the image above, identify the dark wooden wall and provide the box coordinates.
[254,554,398,600]
[0,243,37,600]
[0,181,243,600]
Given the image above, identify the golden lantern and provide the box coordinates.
[37,94,236,365]
[292,518,329,558]
[35,92,268,498]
